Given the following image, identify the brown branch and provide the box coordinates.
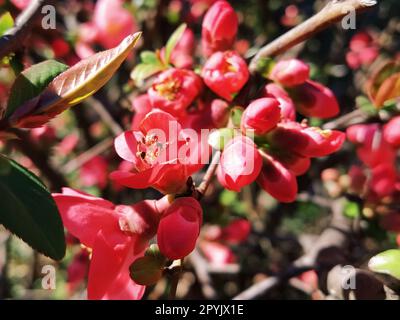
[0,0,53,60]
[249,0,378,73]
[188,249,218,299]
[196,151,221,197]
[233,198,351,300]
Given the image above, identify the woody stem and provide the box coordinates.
[249,0,377,73]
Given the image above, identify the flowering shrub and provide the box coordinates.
[0,0,399,301]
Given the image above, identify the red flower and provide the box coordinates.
[369,163,397,197]
[291,80,340,119]
[346,32,379,70]
[201,1,238,57]
[157,197,203,260]
[219,219,251,244]
[217,136,262,192]
[257,152,298,203]
[262,83,296,121]
[202,51,249,101]
[383,116,400,148]
[268,122,345,158]
[241,98,281,135]
[161,29,195,69]
[270,59,310,87]
[111,110,205,194]
[148,68,203,117]
[53,188,169,299]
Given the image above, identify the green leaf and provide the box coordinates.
[164,23,186,65]
[130,62,165,86]
[344,201,360,219]
[230,106,244,128]
[129,255,164,286]
[140,51,159,64]
[9,32,142,128]
[0,155,66,260]
[5,60,68,118]
[0,12,14,37]
[368,249,400,280]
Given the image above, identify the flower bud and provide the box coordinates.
[201,1,238,57]
[202,51,249,101]
[262,83,296,121]
[270,59,310,86]
[291,80,340,119]
[217,136,262,192]
[211,99,230,128]
[157,197,203,260]
[383,116,400,148]
[241,98,281,135]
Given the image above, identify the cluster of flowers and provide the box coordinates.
[346,117,400,239]
[53,1,346,299]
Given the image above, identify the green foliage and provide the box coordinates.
[368,249,400,280]
[0,155,66,260]
[5,60,68,118]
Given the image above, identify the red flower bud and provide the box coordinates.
[148,68,203,117]
[383,116,400,148]
[262,83,296,121]
[291,80,340,119]
[157,197,203,260]
[257,153,298,203]
[369,163,396,197]
[201,1,238,57]
[270,59,310,86]
[211,99,230,128]
[217,136,262,192]
[202,51,249,101]
[241,98,281,135]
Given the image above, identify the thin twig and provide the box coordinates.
[233,198,351,300]
[196,151,221,197]
[61,137,114,174]
[249,0,378,73]
[0,0,53,60]
[188,249,218,299]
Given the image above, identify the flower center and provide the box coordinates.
[154,77,182,100]
[136,134,165,167]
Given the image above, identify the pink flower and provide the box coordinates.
[200,241,235,266]
[217,136,262,192]
[291,80,340,119]
[202,51,249,101]
[53,188,168,299]
[157,197,203,260]
[241,98,281,135]
[11,0,31,9]
[80,156,109,189]
[270,59,310,87]
[369,163,397,197]
[201,1,238,57]
[111,110,205,194]
[93,0,137,49]
[346,32,379,70]
[383,116,400,148]
[148,68,203,117]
